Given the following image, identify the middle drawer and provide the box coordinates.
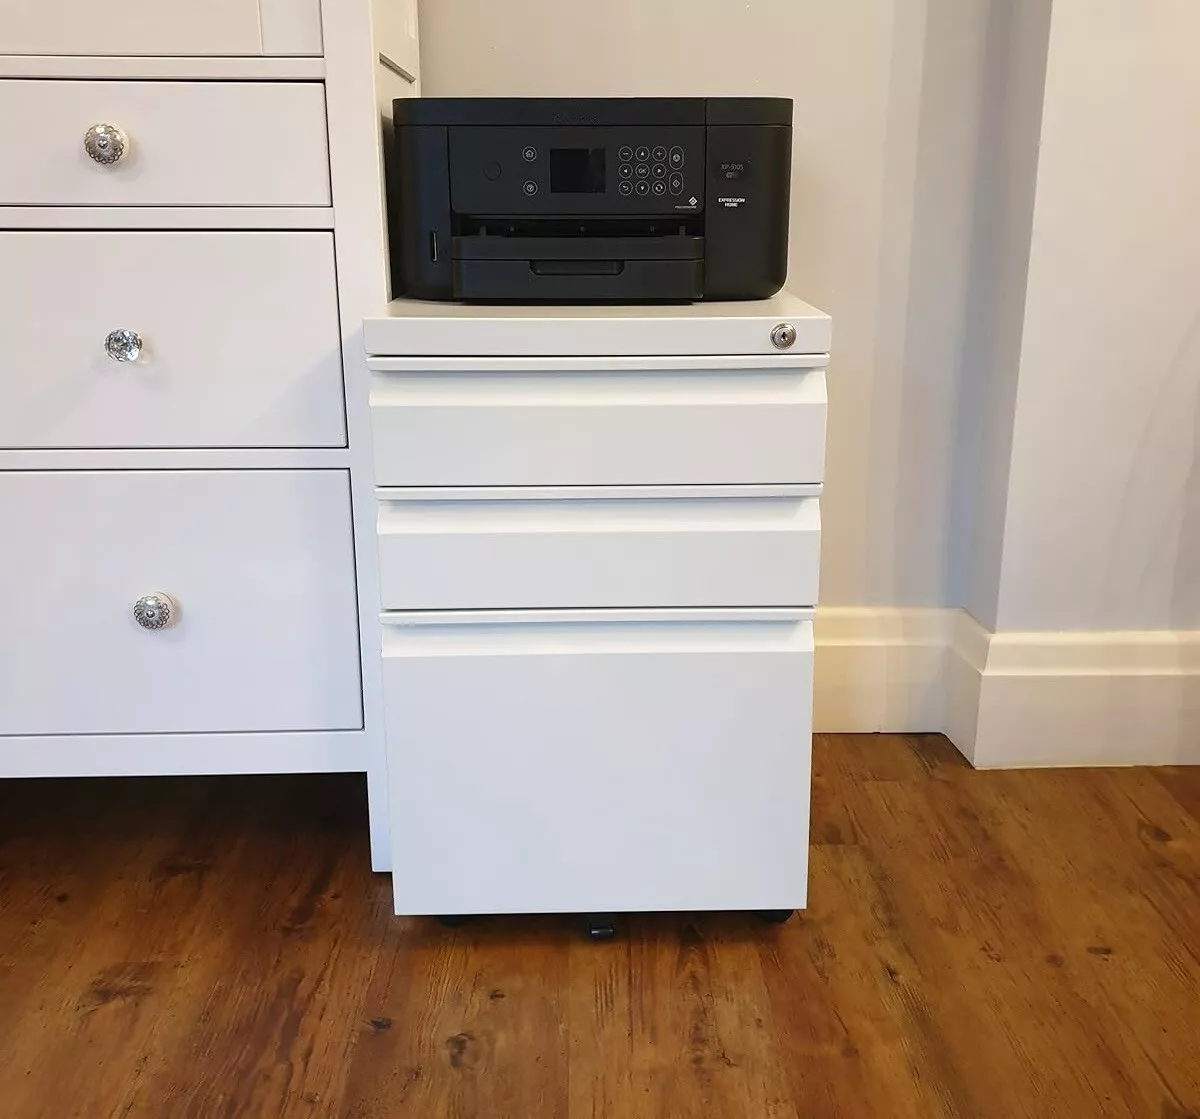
[377,486,821,610]
[0,232,346,449]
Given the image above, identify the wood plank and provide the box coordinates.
[979,769,1200,1111]
[565,913,798,1119]
[1,741,1198,1118]
[343,915,571,1118]
[0,779,241,1115]
[760,844,957,1119]
[1155,765,1200,825]
[853,768,1170,1116]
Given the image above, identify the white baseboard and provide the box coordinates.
[947,614,1200,767]
[815,607,1200,767]
[813,608,950,733]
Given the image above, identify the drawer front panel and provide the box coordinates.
[382,611,813,916]
[0,471,362,736]
[377,489,821,609]
[0,0,322,56]
[0,81,330,206]
[0,232,345,449]
[370,359,827,486]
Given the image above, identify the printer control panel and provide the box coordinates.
[611,141,691,201]
[449,126,706,215]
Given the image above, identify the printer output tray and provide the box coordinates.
[452,235,704,303]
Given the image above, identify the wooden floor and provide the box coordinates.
[1,735,1199,1118]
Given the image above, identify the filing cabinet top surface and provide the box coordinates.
[363,291,831,358]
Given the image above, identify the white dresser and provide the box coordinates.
[365,295,831,920]
[0,0,420,869]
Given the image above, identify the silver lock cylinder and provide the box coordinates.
[770,322,797,350]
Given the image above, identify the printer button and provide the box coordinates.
[617,145,634,162]
[523,179,539,196]
[635,145,650,162]
[483,161,503,182]
[635,163,650,179]
[669,145,685,168]
[652,144,667,162]
[652,163,667,180]
[618,163,633,179]
[522,145,538,162]
[668,172,684,196]
[618,180,633,196]
[652,180,667,196]
[635,180,650,196]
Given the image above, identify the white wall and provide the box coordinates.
[415,0,1200,759]
[417,0,1200,638]
[990,0,1200,632]
[939,0,1200,768]
[946,0,1051,629]
[884,0,994,609]
[417,0,982,610]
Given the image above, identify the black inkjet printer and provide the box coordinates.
[386,97,792,303]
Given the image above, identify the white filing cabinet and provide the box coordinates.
[365,294,831,918]
[0,0,421,870]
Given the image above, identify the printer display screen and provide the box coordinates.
[549,147,606,193]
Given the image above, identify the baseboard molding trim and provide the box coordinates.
[813,608,951,733]
[816,607,1200,767]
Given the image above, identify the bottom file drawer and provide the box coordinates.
[377,486,820,610]
[0,470,362,736]
[382,609,813,916]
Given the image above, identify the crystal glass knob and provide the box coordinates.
[133,593,177,631]
[84,122,129,166]
[104,329,142,363]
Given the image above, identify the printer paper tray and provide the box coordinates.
[452,235,704,302]
[455,235,704,261]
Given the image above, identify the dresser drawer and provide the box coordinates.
[0,81,330,206]
[383,609,813,915]
[0,0,321,55]
[0,232,344,449]
[0,471,362,736]
[369,356,827,486]
[377,486,821,610]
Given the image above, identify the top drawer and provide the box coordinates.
[0,81,330,207]
[0,0,322,56]
[370,355,828,486]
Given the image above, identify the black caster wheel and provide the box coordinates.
[585,916,617,941]
[437,914,468,928]
[755,909,795,925]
